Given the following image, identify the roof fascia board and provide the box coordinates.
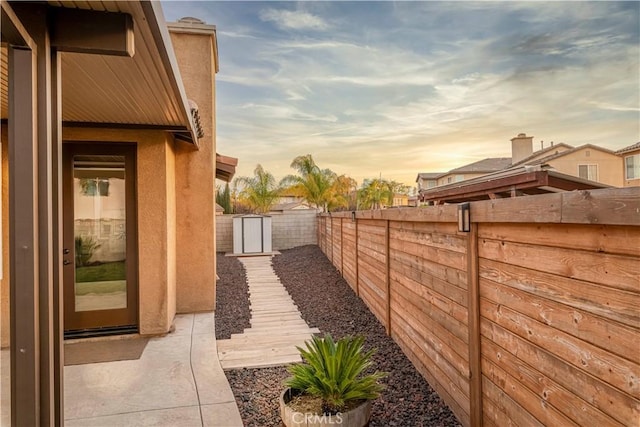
[140,0,199,148]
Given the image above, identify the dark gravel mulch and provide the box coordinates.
[215,254,250,340]
[222,245,461,427]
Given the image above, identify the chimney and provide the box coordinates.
[511,133,533,164]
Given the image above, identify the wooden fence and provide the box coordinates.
[317,187,639,427]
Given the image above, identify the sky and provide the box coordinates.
[162,1,640,188]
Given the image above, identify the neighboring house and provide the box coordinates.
[416,172,444,192]
[437,158,512,186]
[418,164,610,204]
[216,203,225,215]
[392,193,409,207]
[417,133,628,202]
[616,142,640,187]
[270,201,315,212]
[510,135,623,187]
[0,3,235,423]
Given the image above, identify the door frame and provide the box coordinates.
[62,142,139,335]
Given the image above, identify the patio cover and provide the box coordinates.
[1,0,201,145]
[420,164,610,204]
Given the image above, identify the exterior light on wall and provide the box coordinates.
[458,202,471,232]
[351,211,356,222]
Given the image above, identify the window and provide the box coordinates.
[454,175,464,182]
[427,180,437,189]
[625,154,640,180]
[578,164,598,181]
[447,177,452,183]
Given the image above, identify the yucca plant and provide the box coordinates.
[286,334,387,414]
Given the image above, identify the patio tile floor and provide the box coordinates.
[64,312,242,426]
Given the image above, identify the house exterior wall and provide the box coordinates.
[546,147,622,187]
[62,127,178,335]
[437,172,486,186]
[169,27,218,313]
[621,148,640,187]
[417,177,438,191]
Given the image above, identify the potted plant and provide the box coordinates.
[280,333,387,427]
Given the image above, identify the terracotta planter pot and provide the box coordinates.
[279,388,372,427]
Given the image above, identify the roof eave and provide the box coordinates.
[141,1,199,147]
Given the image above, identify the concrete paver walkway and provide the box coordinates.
[64,313,242,426]
[217,256,319,369]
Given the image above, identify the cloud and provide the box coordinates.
[162,1,640,187]
[259,8,329,31]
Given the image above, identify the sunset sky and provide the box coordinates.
[163,1,640,188]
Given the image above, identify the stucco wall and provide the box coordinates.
[621,149,640,187]
[170,29,217,313]
[547,147,623,186]
[63,128,177,335]
[216,210,319,253]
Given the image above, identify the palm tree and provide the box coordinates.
[327,175,357,212]
[358,178,392,210]
[282,154,336,212]
[234,164,282,214]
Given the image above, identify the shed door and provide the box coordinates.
[243,217,263,253]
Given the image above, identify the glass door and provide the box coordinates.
[63,144,138,336]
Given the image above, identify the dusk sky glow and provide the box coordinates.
[163,1,640,188]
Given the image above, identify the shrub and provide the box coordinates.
[75,236,101,267]
[286,333,386,414]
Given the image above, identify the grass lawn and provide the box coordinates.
[75,280,126,296]
[76,261,125,283]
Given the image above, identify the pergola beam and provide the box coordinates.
[49,7,134,56]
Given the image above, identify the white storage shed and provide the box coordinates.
[232,214,273,254]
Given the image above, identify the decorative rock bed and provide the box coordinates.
[217,246,461,427]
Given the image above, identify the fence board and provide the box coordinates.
[480,258,639,328]
[481,297,639,397]
[318,188,639,427]
[390,255,468,307]
[392,314,471,425]
[390,265,468,326]
[480,277,640,362]
[390,238,467,271]
[479,238,639,292]
[482,356,580,426]
[390,221,467,254]
[479,222,640,256]
[482,337,624,427]
[481,319,639,425]
[391,249,467,290]
[391,285,469,364]
[483,377,545,427]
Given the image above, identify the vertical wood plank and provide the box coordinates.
[385,220,391,335]
[468,224,482,426]
[355,218,359,297]
[340,217,344,277]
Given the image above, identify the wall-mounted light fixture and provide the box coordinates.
[458,202,470,232]
[351,211,356,222]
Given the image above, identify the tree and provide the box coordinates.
[282,154,336,212]
[234,164,282,214]
[358,178,391,210]
[215,182,232,214]
[327,174,358,212]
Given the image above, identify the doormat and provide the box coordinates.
[64,337,149,366]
